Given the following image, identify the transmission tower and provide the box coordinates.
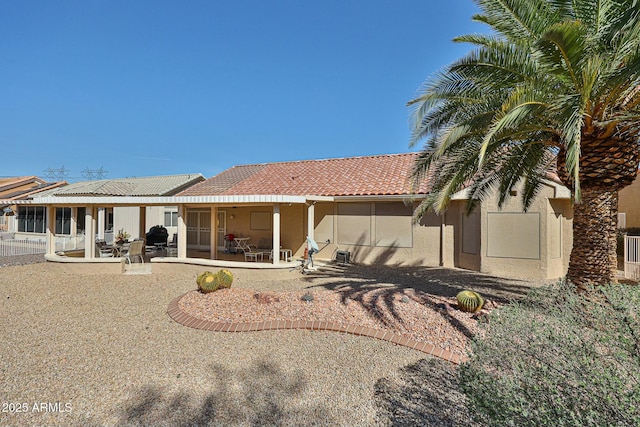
[81,166,108,180]
[43,166,70,181]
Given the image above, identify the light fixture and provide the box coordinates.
[230,214,235,219]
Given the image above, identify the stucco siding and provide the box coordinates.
[113,207,142,240]
[478,183,568,279]
[619,176,640,228]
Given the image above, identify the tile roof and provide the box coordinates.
[180,153,429,197]
[0,177,67,209]
[33,173,205,197]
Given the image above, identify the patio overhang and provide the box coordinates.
[449,179,571,201]
[0,194,330,206]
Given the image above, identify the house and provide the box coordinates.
[174,153,572,279]
[9,153,573,279]
[21,173,205,251]
[0,176,67,235]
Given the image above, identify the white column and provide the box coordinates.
[272,204,281,265]
[177,205,187,258]
[307,202,315,241]
[210,206,217,260]
[46,206,56,255]
[97,207,105,240]
[70,208,78,250]
[85,207,96,259]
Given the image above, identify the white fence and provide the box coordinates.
[0,239,46,257]
[0,235,86,257]
[56,235,86,252]
[624,235,640,281]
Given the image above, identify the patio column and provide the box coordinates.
[307,202,315,241]
[210,206,217,260]
[272,204,280,265]
[85,207,96,259]
[68,207,78,251]
[139,207,146,239]
[97,207,105,240]
[177,205,187,258]
[46,206,56,256]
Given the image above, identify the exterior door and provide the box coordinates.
[216,211,226,251]
[186,209,211,250]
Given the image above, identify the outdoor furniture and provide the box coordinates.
[233,237,254,253]
[145,225,168,246]
[280,249,292,262]
[96,240,114,258]
[166,233,178,256]
[123,240,145,265]
[244,250,263,262]
[269,248,292,262]
[110,242,130,257]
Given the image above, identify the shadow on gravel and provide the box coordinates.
[119,360,336,426]
[374,358,486,427]
[302,264,537,340]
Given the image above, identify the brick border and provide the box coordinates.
[167,294,468,365]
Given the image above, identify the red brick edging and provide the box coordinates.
[167,294,468,365]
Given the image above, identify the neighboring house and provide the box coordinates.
[8,154,574,280]
[0,176,67,235]
[23,173,205,247]
[618,171,640,228]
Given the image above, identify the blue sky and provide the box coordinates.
[1,0,485,182]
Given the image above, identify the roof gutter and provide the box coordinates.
[1,194,321,206]
[333,194,426,202]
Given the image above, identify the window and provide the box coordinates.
[164,209,178,227]
[55,208,72,235]
[17,206,46,233]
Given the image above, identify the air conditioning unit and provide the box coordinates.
[335,250,350,264]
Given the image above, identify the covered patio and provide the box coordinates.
[23,194,332,270]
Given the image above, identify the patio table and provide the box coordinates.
[233,237,252,253]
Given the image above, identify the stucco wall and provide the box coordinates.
[175,191,571,280]
[113,207,142,240]
[619,176,640,228]
[478,183,569,280]
[311,201,443,267]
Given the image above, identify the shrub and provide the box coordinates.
[197,271,219,294]
[301,292,314,302]
[456,290,484,313]
[460,281,640,427]
[216,269,233,289]
[196,269,234,294]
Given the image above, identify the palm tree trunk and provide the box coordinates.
[566,187,619,288]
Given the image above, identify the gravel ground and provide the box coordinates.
[0,259,541,426]
[0,253,45,268]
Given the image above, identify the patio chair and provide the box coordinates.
[123,239,145,265]
[95,240,114,258]
[244,248,264,262]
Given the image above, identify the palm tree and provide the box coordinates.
[409,0,640,288]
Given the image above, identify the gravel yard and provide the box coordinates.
[0,258,541,426]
